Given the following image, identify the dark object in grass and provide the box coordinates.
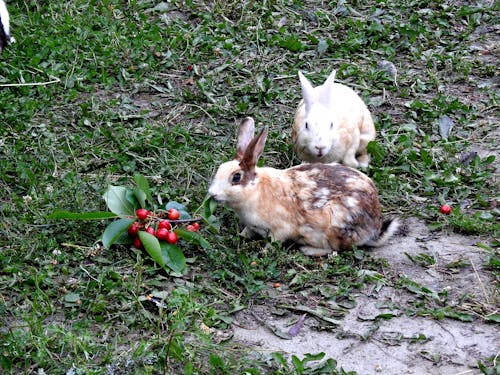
[146,294,168,309]
[459,151,478,166]
[0,0,14,53]
[288,313,307,337]
[377,60,398,81]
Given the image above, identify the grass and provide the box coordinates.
[0,0,498,374]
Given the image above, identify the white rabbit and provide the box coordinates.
[292,70,375,168]
[209,117,399,256]
[0,0,14,53]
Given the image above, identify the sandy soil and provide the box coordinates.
[229,218,498,374]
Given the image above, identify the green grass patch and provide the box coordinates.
[1,0,498,373]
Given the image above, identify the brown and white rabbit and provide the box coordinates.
[208,117,398,256]
[0,0,14,53]
[292,70,375,168]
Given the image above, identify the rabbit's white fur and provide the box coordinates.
[209,117,398,256]
[292,70,375,168]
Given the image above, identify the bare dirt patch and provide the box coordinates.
[229,218,498,374]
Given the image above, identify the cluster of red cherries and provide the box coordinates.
[128,208,200,249]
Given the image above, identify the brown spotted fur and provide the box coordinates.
[208,117,398,256]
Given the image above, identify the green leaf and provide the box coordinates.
[271,353,288,367]
[133,187,147,208]
[375,313,397,320]
[444,310,473,322]
[102,218,135,249]
[367,141,386,163]
[103,186,136,216]
[485,314,500,323]
[63,292,81,307]
[133,173,153,203]
[279,34,304,52]
[201,197,220,232]
[202,196,217,218]
[203,214,221,233]
[291,355,304,371]
[64,292,80,303]
[112,232,133,245]
[209,354,224,369]
[165,201,188,212]
[160,242,186,273]
[138,231,165,268]
[125,188,140,210]
[48,211,118,220]
[175,228,211,249]
[302,352,325,363]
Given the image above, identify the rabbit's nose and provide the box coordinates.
[315,145,325,155]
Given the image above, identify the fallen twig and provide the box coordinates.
[0,75,61,87]
[469,257,491,305]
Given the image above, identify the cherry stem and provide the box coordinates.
[168,217,202,224]
[152,213,202,224]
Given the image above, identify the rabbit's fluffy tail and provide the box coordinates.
[366,218,401,247]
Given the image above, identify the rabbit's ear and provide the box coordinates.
[240,127,268,173]
[236,117,255,160]
[324,69,337,87]
[298,71,315,110]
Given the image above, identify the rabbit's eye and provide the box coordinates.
[305,122,309,130]
[231,172,242,185]
[330,122,333,129]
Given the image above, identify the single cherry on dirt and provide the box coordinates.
[167,208,180,220]
[439,204,452,215]
[136,208,150,221]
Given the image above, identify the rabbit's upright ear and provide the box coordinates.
[320,70,337,101]
[240,127,268,173]
[298,71,315,109]
[324,69,336,87]
[236,117,255,160]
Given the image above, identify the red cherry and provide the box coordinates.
[145,226,155,235]
[158,220,171,230]
[186,222,200,232]
[167,208,180,220]
[128,222,140,237]
[136,208,150,221]
[133,236,143,249]
[166,231,178,244]
[155,228,170,241]
[439,205,452,215]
